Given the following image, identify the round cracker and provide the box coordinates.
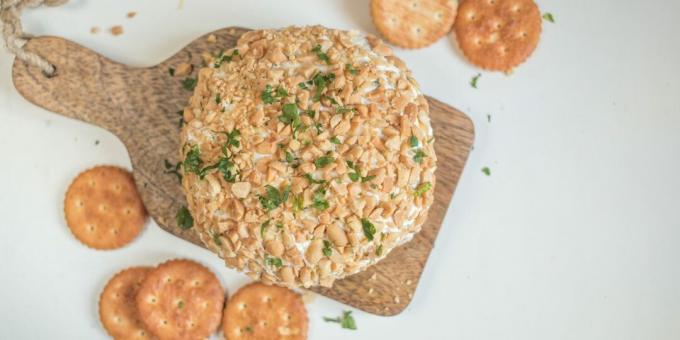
[136,259,225,340]
[371,0,458,49]
[223,282,308,340]
[453,0,542,71]
[99,267,155,340]
[64,166,147,250]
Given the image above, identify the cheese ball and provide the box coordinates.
[180,26,436,288]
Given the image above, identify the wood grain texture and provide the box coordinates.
[12,27,474,316]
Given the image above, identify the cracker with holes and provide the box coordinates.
[64,165,147,250]
[136,259,225,339]
[223,282,308,340]
[99,267,155,339]
[371,0,458,48]
[453,0,541,71]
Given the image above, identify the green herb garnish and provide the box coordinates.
[244,326,253,333]
[376,244,383,256]
[258,185,290,211]
[345,63,358,75]
[482,167,491,176]
[542,12,555,23]
[212,232,222,246]
[176,206,194,230]
[183,146,203,174]
[312,44,330,64]
[260,220,270,238]
[323,310,357,330]
[336,107,355,114]
[182,77,197,91]
[303,173,326,185]
[312,188,329,211]
[279,103,303,134]
[409,136,419,148]
[311,72,336,102]
[414,182,432,196]
[323,240,332,257]
[413,149,426,164]
[168,67,175,76]
[314,155,334,169]
[330,136,341,144]
[470,73,481,89]
[214,49,239,67]
[178,301,184,309]
[292,194,304,213]
[265,256,283,268]
[215,93,221,104]
[361,218,376,241]
[176,110,184,127]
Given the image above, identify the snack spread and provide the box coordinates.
[64,165,147,250]
[99,267,154,340]
[180,26,437,288]
[453,0,541,71]
[135,259,225,339]
[223,282,308,339]
[371,0,459,48]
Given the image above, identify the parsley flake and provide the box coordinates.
[303,173,326,185]
[214,49,239,68]
[279,103,303,135]
[312,188,330,211]
[482,167,491,176]
[323,311,357,330]
[414,182,432,196]
[323,240,332,257]
[176,206,193,230]
[413,149,427,164]
[361,218,376,241]
[212,232,222,246]
[258,185,290,211]
[168,67,175,76]
[376,244,383,256]
[330,136,341,145]
[345,63,358,75]
[312,45,330,64]
[409,136,419,148]
[177,301,184,309]
[543,12,555,23]
[470,73,481,89]
[314,155,334,169]
[182,77,197,91]
[260,220,270,238]
[265,256,283,268]
[183,146,203,174]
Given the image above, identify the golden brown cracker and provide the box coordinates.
[136,259,225,340]
[453,0,541,71]
[222,282,308,340]
[64,166,147,250]
[99,267,154,340]
[371,0,459,48]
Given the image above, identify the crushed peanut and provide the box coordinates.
[180,26,436,288]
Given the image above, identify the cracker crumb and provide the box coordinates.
[301,290,317,304]
[370,273,378,281]
[127,11,136,18]
[109,25,124,36]
[90,26,100,34]
[408,292,413,299]
[394,295,400,303]
[207,34,217,43]
[405,279,412,286]
[368,288,374,295]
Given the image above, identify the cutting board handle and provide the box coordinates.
[11,36,139,133]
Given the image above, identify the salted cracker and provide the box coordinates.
[99,267,154,340]
[135,259,225,340]
[64,165,147,250]
[453,0,541,71]
[222,282,308,340]
[371,0,459,48]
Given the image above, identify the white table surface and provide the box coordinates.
[1,0,679,339]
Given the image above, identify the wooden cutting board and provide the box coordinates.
[12,27,474,316]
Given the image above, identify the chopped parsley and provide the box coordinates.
[409,136,419,148]
[312,44,330,64]
[214,49,239,67]
[361,218,376,241]
[482,166,491,176]
[264,256,283,268]
[284,150,299,168]
[279,103,303,135]
[216,129,241,148]
[212,232,222,246]
[183,146,203,174]
[168,67,175,76]
[303,173,326,185]
[314,155,334,169]
[176,206,193,230]
[470,73,481,89]
[345,63,358,75]
[542,12,555,23]
[330,136,341,145]
[323,310,357,330]
[413,149,426,164]
[258,185,290,211]
[292,194,304,213]
[260,220,270,238]
[176,110,184,127]
[215,93,221,104]
[302,109,315,118]
[164,159,182,183]
[336,106,355,114]
[376,244,383,256]
[323,240,332,257]
[262,84,289,104]
[177,301,184,309]
[244,326,253,333]
[312,188,329,211]
[311,72,336,102]
[182,77,197,91]
[414,182,432,196]
[346,161,374,182]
